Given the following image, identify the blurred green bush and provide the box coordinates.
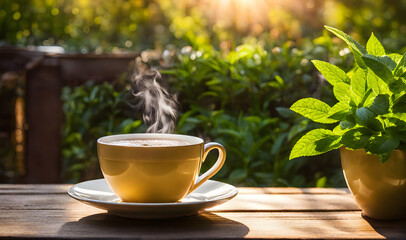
[1,0,406,53]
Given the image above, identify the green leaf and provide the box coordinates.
[367,70,390,95]
[342,127,372,150]
[392,94,406,113]
[271,133,288,155]
[366,33,385,56]
[383,114,406,132]
[333,124,347,135]
[351,45,368,69]
[378,56,397,71]
[368,94,389,115]
[312,60,350,85]
[289,129,342,160]
[229,169,247,182]
[393,52,406,77]
[359,88,375,107]
[388,53,403,63]
[362,54,394,83]
[340,120,356,130]
[327,101,351,120]
[350,68,367,98]
[333,83,361,105]
[325,26,367,55]
[367,134,400,155]
[333,82,351,102]
[356,107,383,131]
[276,107,295,118]
[290,98,337,124]
[316,176,327,188]
[388,78,406,94]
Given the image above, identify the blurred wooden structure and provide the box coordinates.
[0,47,137,183]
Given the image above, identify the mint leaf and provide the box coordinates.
[342,127,372,150]
[333,124,348,135]
[392,94,406,113]
[333,82,352,102]
[359,88,376,107]
[312,60,350,85]
[351,45,368,69]
[350,68,367,98]
[366,33,385,56]
[356,107,383,131]
[332,82,361,105]
[290,98,337,124]
[383,113,406,130]
[367,70,390,95]
[289,129,342,160]
[362,54,394,83]
[367,134,400,155]
[388,53,403,63]
[327,101,351,120]
[378,56,397,71]
[325,26,367,55]
[340,120,356,130]
[388,78,406,94]
[368,94,389,115]
[324,26,368,69]
[393,52,406,77]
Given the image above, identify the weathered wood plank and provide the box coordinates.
[0,191,359,212]
[0,184,71,194]
[237,187,351,195]
[0,184,350,195]
[1,209,405,239]
[0,186,403,239]
[211,193,359,212]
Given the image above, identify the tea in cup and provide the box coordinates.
[97,133,226,203]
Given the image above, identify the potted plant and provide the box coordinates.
[289,26,406,220]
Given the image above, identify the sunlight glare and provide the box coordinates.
[209,0,272,32]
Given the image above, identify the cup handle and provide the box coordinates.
[188,142,226,193]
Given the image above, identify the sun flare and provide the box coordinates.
[207,0,272,32]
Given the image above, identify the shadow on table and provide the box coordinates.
[59,212,249,239]
[363,215,406,240]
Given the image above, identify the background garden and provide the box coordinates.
[1,0,406,186]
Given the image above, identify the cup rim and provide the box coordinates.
[97,133,204,147]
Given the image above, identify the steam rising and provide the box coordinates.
[131,69,179,133]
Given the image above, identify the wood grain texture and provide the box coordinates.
[0,184,350,194]
[0,186,405,239]
[0,192,359,212]
[2,209,406,239]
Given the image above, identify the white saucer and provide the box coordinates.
[68,179,238,219]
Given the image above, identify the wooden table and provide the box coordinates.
[1,184,406,239]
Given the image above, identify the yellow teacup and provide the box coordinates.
[97,133,226,203]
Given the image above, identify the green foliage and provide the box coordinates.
[290,26,406,163]
[290,129,342,160]
[61,81,145,182]
[2,0,406,54]
[290,98,337,124]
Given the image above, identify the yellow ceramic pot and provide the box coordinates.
[340,147,406,220]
